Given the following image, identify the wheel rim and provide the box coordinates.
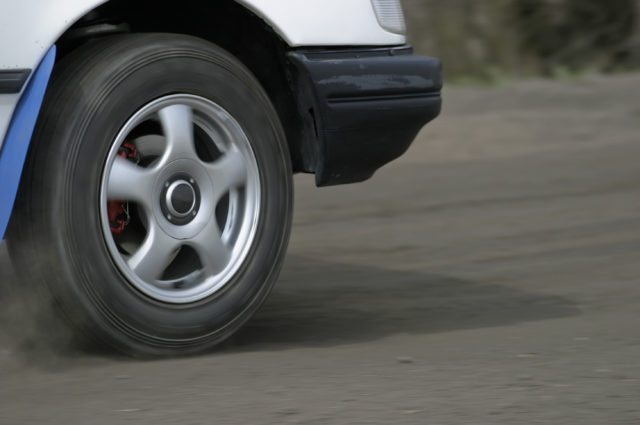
[99,94,261,304]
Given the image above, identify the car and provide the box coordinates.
[0,0,442,356]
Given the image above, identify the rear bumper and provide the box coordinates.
[288,46,442,186]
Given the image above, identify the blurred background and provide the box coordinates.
[404,0,640,81]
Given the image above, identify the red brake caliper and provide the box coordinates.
[108,142,139,235]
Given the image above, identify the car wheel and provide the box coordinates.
[7,34,293,356]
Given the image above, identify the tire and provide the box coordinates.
[6,34,293,357]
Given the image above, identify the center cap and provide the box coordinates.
[167,181,195,217]
[161,174,201,225]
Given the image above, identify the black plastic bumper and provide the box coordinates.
[287,46,442,186]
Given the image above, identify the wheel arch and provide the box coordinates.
[55,0,305,172]
[1,0,307,235]
[1,1,310,241]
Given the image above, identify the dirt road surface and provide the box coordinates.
[1,74,639,424]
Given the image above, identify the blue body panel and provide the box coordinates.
[0,46,56,240]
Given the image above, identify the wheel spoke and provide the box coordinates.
[131,134,166,157]
[101,94,262,304]
[188,219,232,276]
[127,224,181,282]
[205,150,248,200]
[158,104,197,161]
[107,156,156,207]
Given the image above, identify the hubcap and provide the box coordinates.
[99,95,261,304]
[167,181,195,216]
[161,175,200,225]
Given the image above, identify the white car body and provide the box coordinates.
[0,0,405,146]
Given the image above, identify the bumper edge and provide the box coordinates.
[287,46,442,186]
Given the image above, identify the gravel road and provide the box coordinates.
[1,74,639,424]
